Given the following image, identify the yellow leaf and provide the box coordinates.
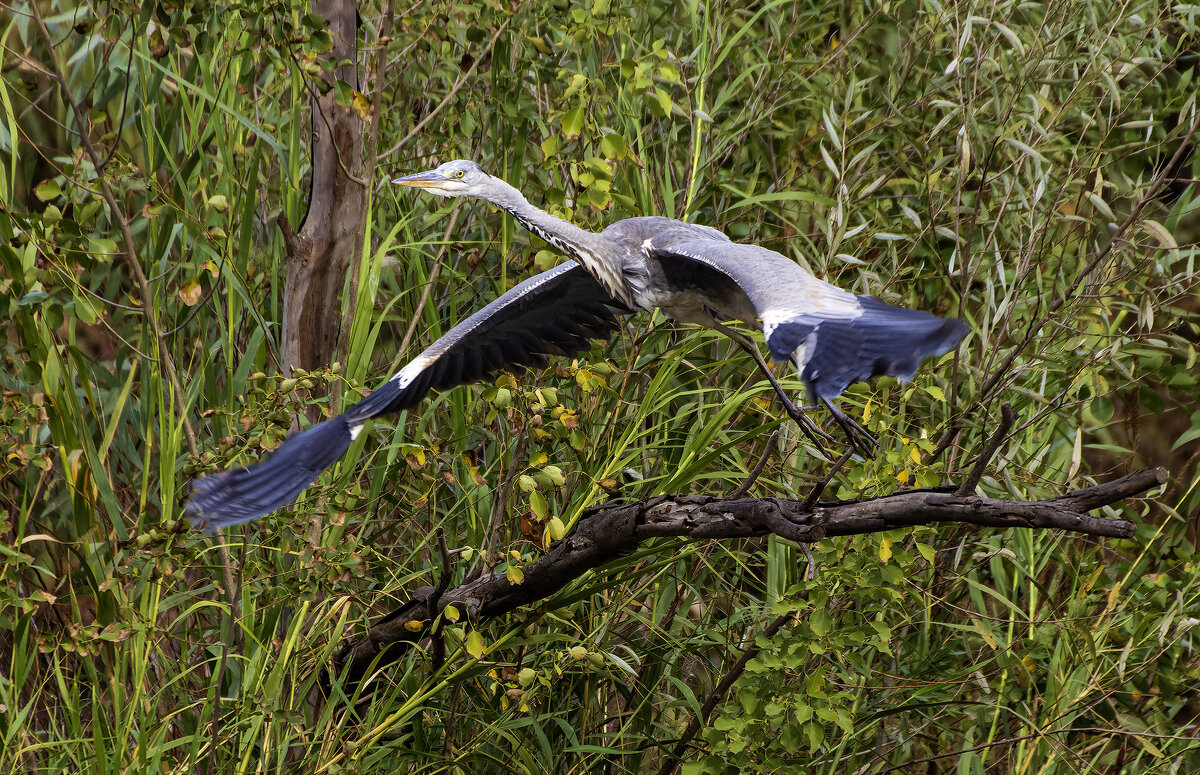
[878,537,893,563]
[1105,579,1123,615]
[466,630,486,659]
[896,469,909,485]
[351,90,373,121]
[403,620,424,632]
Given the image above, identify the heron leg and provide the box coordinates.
[820,397,878,458]
[707,320,835,454]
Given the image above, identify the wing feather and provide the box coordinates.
[345,262,629,422]
[647,239,966,399]
[188,263,628,530]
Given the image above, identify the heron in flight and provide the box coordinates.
[187,160,966,530]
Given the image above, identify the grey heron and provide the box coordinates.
[187,159,966,530]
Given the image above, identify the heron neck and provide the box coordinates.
[482,180,631,305]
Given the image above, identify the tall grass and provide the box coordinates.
[2,0,1198,772]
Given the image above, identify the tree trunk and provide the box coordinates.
[282,0,364,396]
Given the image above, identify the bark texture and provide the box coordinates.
[282,0,364,383]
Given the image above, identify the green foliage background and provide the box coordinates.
[3,0,1199,772]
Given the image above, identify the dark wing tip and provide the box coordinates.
[186,416,355,532]
[769,296,968,400]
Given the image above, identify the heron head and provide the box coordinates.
[392,159,491,198]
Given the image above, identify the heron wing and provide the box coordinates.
[187,263,627,530]
[346,262,628,420]
[646,238,967,399]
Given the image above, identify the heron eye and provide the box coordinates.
[455,170,465,178]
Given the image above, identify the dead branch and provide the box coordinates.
[331,467,1163,690]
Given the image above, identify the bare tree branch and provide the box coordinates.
[331,467,1163,690]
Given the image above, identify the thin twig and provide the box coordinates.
[932,110,1200,461]
[800,445,855,512]
[657,613,793,775]
[432,527,453,601]
[471,431,530,581]
[378,18,512,161]
[726,428,781,498]
[387,205,464,376]
[955,402,1015,496]
[428,527,452,670]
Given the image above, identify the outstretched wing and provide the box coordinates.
[646,238,967,400]
[345,262,629,421]
[187,263,628,530]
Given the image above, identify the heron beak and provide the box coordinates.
[392,170,446,190]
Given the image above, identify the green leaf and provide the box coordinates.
[649,87,673,118]
[333,80,354,109]
[806,721,825,753]
[1138,387,1164,414]
[561,105,585,139]
[308,30,333,52]
[506,564,525,584]
[1171,419,1200,452]
[73,290,98,325]
[569,428,587,451]
[530,490,549,519]
[88,237,119,259]
[600,134,627,159]
[42,344,60,399]
[1090,395,1114,423]
[35,179,61,201]
[809,609,832,637]
[546,517,566,541]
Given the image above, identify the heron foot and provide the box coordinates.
[821,399,878,458]
[780,400,837,457]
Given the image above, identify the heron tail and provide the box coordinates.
[767,295,967,400]
[185,415,357,532]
